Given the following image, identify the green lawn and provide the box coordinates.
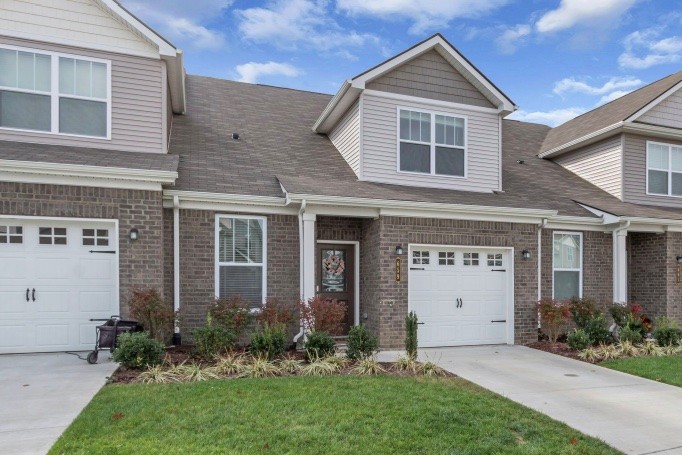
[601,355,682,387]
[50,376,619,455]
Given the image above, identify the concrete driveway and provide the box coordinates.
[380,345,682,455]
[0,353,117,455]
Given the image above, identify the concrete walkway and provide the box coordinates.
[379,345,682,455]
[0,352,117,455]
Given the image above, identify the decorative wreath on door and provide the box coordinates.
[323,255,345,276]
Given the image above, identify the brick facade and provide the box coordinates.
[0,182,165,316]
[541,229,613,304]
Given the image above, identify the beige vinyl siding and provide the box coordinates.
[623,134,682,208]
[553,136,622,199]
[360,92,500,192]
[637,88,682,129]
[0,36,165,154]
[366,50,494,109]
[0,0,158,58]
[329,101,360,176]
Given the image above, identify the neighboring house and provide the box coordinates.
[1,1,681,353]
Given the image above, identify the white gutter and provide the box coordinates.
[172,195,181,344]
[293,200,307,345]
[537,218,548,301]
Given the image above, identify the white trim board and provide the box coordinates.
[317,240,361,326]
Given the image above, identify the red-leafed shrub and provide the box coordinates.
[129,288,175,343]
[299,297,347,336]
[209,296,252,339]
[538,298,571,343]
[256,298,297,327]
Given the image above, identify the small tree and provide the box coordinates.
[256,298,297,327]
[209,296,252,340]
[405,311,418,360]
[538,298,570,343]
[128,289,175,343]
[298,297,347,335]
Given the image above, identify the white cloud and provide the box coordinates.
[336,0,509,35]
[508,107,586,127]
[495,24,531,55]
[236,0,379,54]
[235,61,302,83]
[536,0,637,33]
[619,29,682,69]
[553,76,642,96]
[124,0,230,49]
[597,90,632,105]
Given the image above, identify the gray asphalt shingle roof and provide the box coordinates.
[0,140,179,172]
[541,71,682,154]
[169,75,682,221]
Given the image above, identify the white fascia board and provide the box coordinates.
[163,51,186,114]
[626,81,682,122]
[162,190,296,214]
[363,89,502,114]
[312,81,357,133]
[0,160,178,185]
[622,122,682,140]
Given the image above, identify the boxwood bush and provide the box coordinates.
[304,331,336,361]
[566,329,591,350]
[112,332,164,369]
[250,323,288,360]
[346,325,379,360]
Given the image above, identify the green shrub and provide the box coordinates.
[304,330,336,361]
[192,325,235,358]
[568,297,597,329]
[112,332,164,369]
[618,325,643,344]
[346,325,379,360]
[250,323,288,360]
[209,296,252,340]
[583,313,611,345]
[566,329,591,351]
[405,311,418,360]
[653,317,682,347]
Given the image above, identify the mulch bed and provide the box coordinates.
[526,341,586,361]
[108,346,455,384]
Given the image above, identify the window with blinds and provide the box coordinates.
[216,216,266,307]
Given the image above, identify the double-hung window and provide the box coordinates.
[0,45,110,138]
[553,232,582,300]
[647,141,682,196]
[398,108,466,177]
[216,216,266,307]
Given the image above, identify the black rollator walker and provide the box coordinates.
[87,315,142,364]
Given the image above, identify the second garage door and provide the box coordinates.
[408,246,513,347]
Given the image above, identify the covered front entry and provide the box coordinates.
[0,217,119,353]
[316,241,358,335]
[408,246,513,347]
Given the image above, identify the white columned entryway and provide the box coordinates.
[302,212,317,301]
[613,225,629,303]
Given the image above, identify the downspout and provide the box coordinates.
[537,218,548,301]
[293,199,307,344]
[613,220,631,304]
[172,195,181,345]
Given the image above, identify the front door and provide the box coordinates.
[316,243,354,335]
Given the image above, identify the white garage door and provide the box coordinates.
[0,218,118,353]
[408,246,512,347]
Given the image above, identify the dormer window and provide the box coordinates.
[398,108,466,177]
[0,45,110,139]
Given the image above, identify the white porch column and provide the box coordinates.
[613,227,628,303]
[302,212,317,302]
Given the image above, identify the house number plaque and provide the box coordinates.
[396,257,401,282]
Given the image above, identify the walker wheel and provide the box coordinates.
[87,351,98,364]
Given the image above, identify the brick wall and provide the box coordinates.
[541,229,612,303]
[629,232,667,318]
[360,218,381,336]
[375,217,539,348]
[0,182,165,316]
[170,210,300,336]
[665,232,682,325]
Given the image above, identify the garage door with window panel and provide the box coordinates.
[408,246,512,347]
[0,218,118,353]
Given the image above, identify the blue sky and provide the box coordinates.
[123,0,682,126]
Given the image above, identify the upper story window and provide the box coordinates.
[647,141,682,197]
[0,45,110,139]
[398,108,466,177]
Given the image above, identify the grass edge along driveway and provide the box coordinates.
[600,355,682,388]
[50,376,621,454]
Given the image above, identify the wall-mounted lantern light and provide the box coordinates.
[129,228,139,241]
[676,255,682,264]
[395,245,403,255]
[522,249,531,260]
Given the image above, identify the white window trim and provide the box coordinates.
[395,106,468,179]
[645,140,682,198]
[552,231,583,300]
[0,43,112,140]
[214,214,268,304]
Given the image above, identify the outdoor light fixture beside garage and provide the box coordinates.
[522,249,531,260]
[129,228,139,241]
[395,245,403,255]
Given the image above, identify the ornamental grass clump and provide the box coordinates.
[641,341,664,357]
[172,362,220,382]
[278,355,303,374]
[395,354,419,373]
[578,347,600,362]
[421,361,447,377]
[351,358,386,376]
[616,340,641,357]
[138,365,178,384]
[214,353,247,376]
[538,298,570,343]
[301,357,341,376]
[239,356,281,378]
